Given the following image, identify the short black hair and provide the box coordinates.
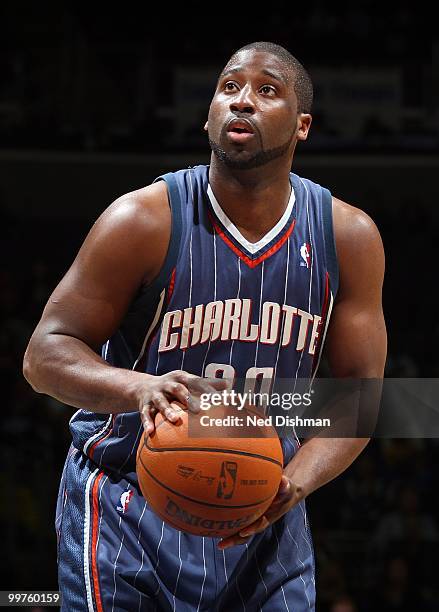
[227,41,313,114]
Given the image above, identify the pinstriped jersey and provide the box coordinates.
[69,165,338,477]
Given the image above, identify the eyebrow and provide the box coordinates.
[220,66,287,85]
[261,68,288,84]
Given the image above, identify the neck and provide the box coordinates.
[208,155,294,242]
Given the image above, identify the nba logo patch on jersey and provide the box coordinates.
[300,243,311,268]
[117,490,133,513]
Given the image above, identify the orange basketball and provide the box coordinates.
[136,403,283,537]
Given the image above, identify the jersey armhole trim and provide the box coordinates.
[322,187,339,297]
[142,173,182,297]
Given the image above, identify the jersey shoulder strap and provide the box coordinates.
[104,172,183,368]
[321,186,339,296]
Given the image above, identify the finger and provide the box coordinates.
[189,377,228,396]
[217,534,252,550]
[140,403,157,434]
[278,475,291,494]
[239,515,270,538]
[208,378,232,391]
[187,395,201,414]
[151,393,182,423]
[269,476,292,504]
[163,381,189,407]
[168,370,197,386]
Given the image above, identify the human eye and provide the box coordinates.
[224,81,239,92]
[260,84,276,95]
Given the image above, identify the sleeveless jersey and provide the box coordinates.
[69,164,338,479]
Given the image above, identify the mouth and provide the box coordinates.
[226,118,256,144]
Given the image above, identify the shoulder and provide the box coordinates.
[331,196,385,298]
[84,180,171,286]
[332,196,384,255]
[100,180,170,234]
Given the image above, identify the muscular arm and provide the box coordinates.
[283,197,386,497]
[23,181,179,416]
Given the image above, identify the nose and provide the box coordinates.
[230,85,255,115]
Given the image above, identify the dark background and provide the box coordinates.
[2,3,439,611]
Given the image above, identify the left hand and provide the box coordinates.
[217,475,304,549]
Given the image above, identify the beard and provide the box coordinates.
[208,136,292,170]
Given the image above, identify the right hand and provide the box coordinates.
[138,370,231,434]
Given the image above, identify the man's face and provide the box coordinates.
[206,49,310,170]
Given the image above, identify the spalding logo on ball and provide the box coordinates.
[136,402,283,537]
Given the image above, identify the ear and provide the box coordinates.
[296,114,312,141]
[204,121,208,132]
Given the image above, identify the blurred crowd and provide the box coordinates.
[310,438,439,611]
[1,4,438,154]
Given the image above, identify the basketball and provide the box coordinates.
[136,403,283,537]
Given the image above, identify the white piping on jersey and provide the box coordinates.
[201,230,217,376]
[207,184,295,254]
[254,261,265,367]
[137,549,145,612]
[182,170,196,371]
[84,467,100,612]
[69,409,82,426]
[181,230,193,371]
[310,292,334,386]
[172,531,183,611]
[222,549,228,584]
[234,542,249,611]
[273,514,292,612]
[133,503,149,601]
[132,287,166,371]
[154,522,165,595]
[298,496,316,587]
[103,339,109,360]
[293,178,313,384]
[99,409,142,470]
[254,546,269,596]
[273,238,297,440]
[286,524,312,608]
[108,420,144,599]
[111,491,128,612]
[236,575,246,611]
[281,585,291,612]
[273,236,290,379]
[228,257,242,366]
[96,474,109,574]
[274,524,290,580]
[196,537,207,612]
[83,415,113,456]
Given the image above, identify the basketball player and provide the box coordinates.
[23,42,386,611]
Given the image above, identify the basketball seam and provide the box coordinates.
[143,438,283,468]
[138,457,279,509]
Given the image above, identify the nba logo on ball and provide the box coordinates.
[300,242,311,268]
[217,461,238,499]
[136,409,283,537]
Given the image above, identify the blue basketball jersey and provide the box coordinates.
[69,164,338,476]
[60,165,338,611]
